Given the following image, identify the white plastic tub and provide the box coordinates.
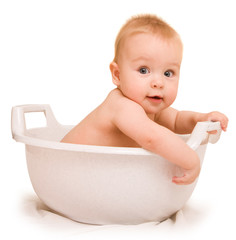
[11,104,222,225]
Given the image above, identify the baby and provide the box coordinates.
[61,14,228,185]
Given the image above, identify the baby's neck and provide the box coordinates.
[146,113,156,121]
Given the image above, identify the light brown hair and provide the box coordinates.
[113,14,181,63]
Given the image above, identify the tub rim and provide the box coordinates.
[13,132,170,156]
[11,104,222,156]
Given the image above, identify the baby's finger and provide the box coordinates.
[221,118,229,131]
[207,130,218,134]
[208,112,228,131]
[172,175,194,185]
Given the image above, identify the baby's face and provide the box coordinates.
[116,33,183,116]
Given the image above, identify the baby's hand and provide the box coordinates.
[172,161,201,185]
[205,111,228,132]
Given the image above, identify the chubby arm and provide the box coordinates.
[156,107,228,134]
[112,98,200,185]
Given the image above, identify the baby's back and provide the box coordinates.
[61,89,140,147]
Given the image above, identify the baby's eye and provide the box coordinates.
[139,67,150,74]
[164,70,174,77]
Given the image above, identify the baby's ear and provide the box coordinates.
[110,62,120,86]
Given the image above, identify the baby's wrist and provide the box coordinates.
[194,112,207,123]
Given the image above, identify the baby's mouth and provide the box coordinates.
[148,95,163,100]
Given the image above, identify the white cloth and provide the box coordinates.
[19,194,210,240]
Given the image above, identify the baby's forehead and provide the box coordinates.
[115,31,183,65]
[119,32,183,64]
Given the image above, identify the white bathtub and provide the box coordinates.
[11,104,222,225]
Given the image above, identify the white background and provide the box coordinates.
[1,0,236,239]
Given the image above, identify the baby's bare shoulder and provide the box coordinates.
[106,89,143,112]
[106,89,149,128]
[106,88,128,103]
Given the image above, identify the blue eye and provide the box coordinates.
[139,67,149,74]
[164,70,173,77]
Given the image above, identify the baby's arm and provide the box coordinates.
[112,98,200,185]
[154,108,228,184]
[156,108,228,134]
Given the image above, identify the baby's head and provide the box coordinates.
[110,14,183,115]
[113,14,182,64]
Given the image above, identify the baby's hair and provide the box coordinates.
[113,14,181,63]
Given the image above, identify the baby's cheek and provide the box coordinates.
[166,88,178,105]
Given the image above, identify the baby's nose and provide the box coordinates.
[151,77,164,88]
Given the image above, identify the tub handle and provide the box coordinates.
[187,121,222,150]
[11,104,59,138]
